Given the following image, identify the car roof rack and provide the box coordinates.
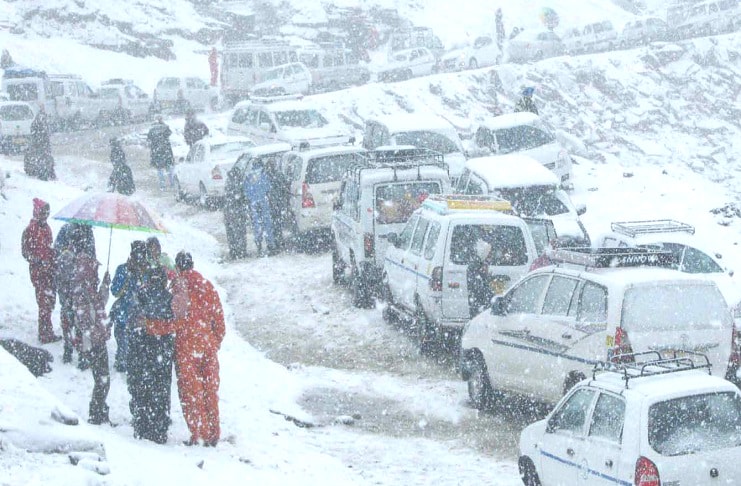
[249,94,304,104]
[547,247,678,269]
[422,194,512,214]
[611,219,695,238]
[346,148,448,182]
[592,351,712,388]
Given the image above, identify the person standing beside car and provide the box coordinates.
[147,116,175,191]
[223,157,250,260]
[107,138,135,196]
[183,110,209,148]
[24,105,56,181]
[243,159,276,257]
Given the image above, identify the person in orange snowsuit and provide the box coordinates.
[147,251,225,447]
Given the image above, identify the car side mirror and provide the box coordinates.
[545,415,558,434]
[576,204,587,216]
[386,232,400,248]
[490,296,506,316]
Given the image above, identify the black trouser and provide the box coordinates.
[126,327,174,444]
[88,343,110,423]
[224,205,248,259]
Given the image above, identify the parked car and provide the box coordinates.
[561,27,585,55]
[468,112,573,187]
[227,97,353,149]
[506,30,565,62]
[377,47,436,82]
[298,45,370,92]
[519,354,741,486]
[0,101,33,154]
[439,35,501,72]
[620,17,670,48]
[460,247,738,408]
[173,135,256,207]
[332,148,451,307]
[96,79,152,125]
[579,20,619,53]
[152,76,219,114]
[250,62,312,97]
[383,194,539,351]
[670,0,741,39]
[361,113,467,183]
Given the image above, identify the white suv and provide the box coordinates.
[460,247,737,409]
[152,76,219,114]
[331,148,451,308]
[383,194,540,353]
[519,355,741,486]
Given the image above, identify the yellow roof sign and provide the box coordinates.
[423,194,512,213]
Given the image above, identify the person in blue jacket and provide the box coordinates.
[109,241,147,372]
[243,160,276,256]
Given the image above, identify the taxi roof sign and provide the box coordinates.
[422,194,512,214]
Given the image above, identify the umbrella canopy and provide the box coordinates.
[54,192,167,233]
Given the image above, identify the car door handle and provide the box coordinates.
[566,448,575,457]
[605,459,613,468]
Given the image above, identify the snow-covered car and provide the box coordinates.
[96,79,153,125]
[152,76,219,114]
[468,112,573,187]
[361,113,467,183]
[560,27,585,55]
[579,20,619,53]
[460,247,738,408]
[250,62,312,97]
[519,354,741,486]
[440,35,501,72]
[173,135,256,207]
[377,47,436,82]
[227,97,353,149]
[620,17,670,48]
[298,46,371,92]
[0,101,33,154]
[506,30,565,62]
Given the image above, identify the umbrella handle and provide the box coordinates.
[106,226,112,272]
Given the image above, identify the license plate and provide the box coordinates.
[661,349,687,359]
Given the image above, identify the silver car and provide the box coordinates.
[506,30,565,62]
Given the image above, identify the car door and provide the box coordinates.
[283,154,304,221]
[580,392,626,485]
[385,215,419,310]
[404,217,431,310]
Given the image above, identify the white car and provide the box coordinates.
[96,79,152,125]
[173,135,256,207]
[468,112,574,187]
[250,62,312,97]
[152,76,219,114]
[0,101,33,154]
[460,247,737,408]
[506,30,565,62]
[440,35,501,72]
[227,98,353,149]
[377,47,436,82]
[620,17,670,48]
[579,20,619,53]
[519,355,741,486]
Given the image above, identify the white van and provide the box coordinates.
[221,39,299,103]
[298,45,370,92]
[579,20,618,53]
[672,0,741,39]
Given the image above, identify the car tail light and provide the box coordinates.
[301,182,315,208]
[730,322,740,365]
[430,267,443,292]
[634,456,660,486]
[211,166,223,180]
[364,233,374,258]
[611,326,634,363]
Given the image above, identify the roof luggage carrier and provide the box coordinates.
[547,247,678,269]
[349,147,448,182]
[422,194,512,214]
[592,351,712,388]
[611,219,695,238]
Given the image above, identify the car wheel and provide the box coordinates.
[350,259,373,308]
[381,280,399,325]
[518,457,541,486]
[469,58,478,69]
[467,353,494,410]
[332,245,345,284]
[174,177,184,202]
[415,303,440,357]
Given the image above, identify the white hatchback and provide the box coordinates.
[519,355,741,486]
[250,62,312,97]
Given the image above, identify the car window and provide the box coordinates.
[274,51,288,66]
[525,219,557,255]
[497,187,568,217]
[424,222,441,260]
[6,83,39,102]
[231,107,249,124]
[157,78,181,89]
[238,53,253,68]
[494,126,555,154]
[649,392,741,456]
[300,53,320,68]
[289,51,298,62]
[410,218,430,256]
[375,182,440,225]
[397,215,419,251]
[185,78,202,89]
[340,180,359,219]
[305,153,362,184]
[323,54,334,67]
[449,224,527,266]
[549,388,596,435]
[258,52,273,68]
[393,130,459,154]
[542,276,578,316]
[455,169,471,193]
[575,282,607,322]
[284,155,302,181]
[506,275,549,314]
[680,245,723,274]
[258,111,274,131]
[589,393,625,443]
[0,104,34,120]
[273,109,328,128]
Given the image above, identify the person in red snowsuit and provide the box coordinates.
[208,47,218,87]
[147,251,225,447]
[21,198,61,344]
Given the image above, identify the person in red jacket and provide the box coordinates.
[208,47,218,87]
[21,198,61,344]
[147,251,225,447]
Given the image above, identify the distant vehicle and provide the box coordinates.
[298,45,370,92]
[440,35,501,72]
[221,38,299,104]
[0,101,33,154]
[519,354,741,486]
[669,0,741,39]
[173,135,255,208]
[361,113,467,182]
[152,76,219,114]
[390,26,445,58]
[561,27,585,55]
[377,47,436,82]
[227,97,353,149]
[579,20,619,53]
[506,29,565,62]
[620,17,670,47]
[96,79,152,125]
[250,62,312,97]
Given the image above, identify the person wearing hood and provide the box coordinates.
[107,138,135,196]
[183,110,209,148]
[21,198,61,344]
[147,117,175,191]
[24,106,56,181]
[467,238,494,318]
[514,86,539,115]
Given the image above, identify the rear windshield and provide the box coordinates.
[375,182,442,224]
[393,131,459,154]
[494,125,555,154]
[0,104,33,120]
[6,83,38,102]
[210,142,255,160]
[649,392,741,456]
[157,78,181,89]
[622,284,731,332]
[526,219,557,255]
[305,153,363,184]
[497,187,569,216]
[450,224,528,266]
[274,109,328,128]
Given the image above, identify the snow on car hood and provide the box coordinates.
[280,126,352,147]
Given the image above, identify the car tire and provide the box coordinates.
[415,303,439,357]
[469,58,478,69]
[332,245,345,284]
[350,259,373,309]
[467,352,494,410]
[518,457,541,486]
[381,280,399,325]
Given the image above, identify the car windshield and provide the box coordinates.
[306,153,364,184]
[157,78,180,89]
[0,104,33,120]
[393,131,459,154]
[525,219,557,255]
[622,284,731,332]
[6,83,38,102]
[274,109,328,128]
[649,392,741,456]
[210,142,255,161]
[375,182,442,224]
[99,87,120,99]
[450,224,528,266]
[496,187,569,216]
[494,125,555,154]
[262,67,282,81]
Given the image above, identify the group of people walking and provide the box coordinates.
[21,199,226,446]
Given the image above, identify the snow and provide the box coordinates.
[465,154,560,187]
